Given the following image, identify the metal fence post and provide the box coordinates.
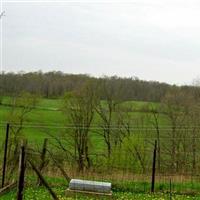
[2,123,10,188]
[151,140,157,193]
[17,141,26,200]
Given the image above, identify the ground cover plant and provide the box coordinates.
[2,176,200,200]
[3,188,200,200]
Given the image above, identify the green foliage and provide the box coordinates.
[6,92,40,124]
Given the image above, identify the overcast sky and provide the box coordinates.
[1,0,200,85]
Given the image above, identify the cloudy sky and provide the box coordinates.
[1,0,200,84]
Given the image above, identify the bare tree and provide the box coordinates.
[8,92,39,137]
[161,87,196,173]
[6,92,39,180]
[63,81,97,171]
[95,79,122,159]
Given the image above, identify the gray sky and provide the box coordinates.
[1,0,200,85]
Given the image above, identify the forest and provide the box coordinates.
[0,71,174,101]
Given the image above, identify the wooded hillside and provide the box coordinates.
[0,71,199,102]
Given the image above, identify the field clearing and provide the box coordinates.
[0,97,161,158]
[0,97,167,156]
[0,96,166,141]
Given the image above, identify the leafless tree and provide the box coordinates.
[63,81,97,171]
[95,79,122,159]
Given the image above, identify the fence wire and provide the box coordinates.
[1,123,200,194]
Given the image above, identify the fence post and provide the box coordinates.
[17,141,26,200]
[28,160,59,200]
[2,123,10,188]
[169,179,172,200]
[38,138,48,186]
[151,140,157,193]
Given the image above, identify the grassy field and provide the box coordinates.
[2,188,200,200]
[1,176,200,200]
[1,96,198,199]
[0,96,159,123]
[0,96,167,155]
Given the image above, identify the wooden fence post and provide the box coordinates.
[28,160,59,200]
[17,141,26,200]
[0,182,17,197]
[2,123,10,188]
[151,140,157,193]
[38,138,48,186]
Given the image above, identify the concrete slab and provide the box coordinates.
[69,179,112,194]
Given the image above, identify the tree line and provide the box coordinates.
[0,71,177,102]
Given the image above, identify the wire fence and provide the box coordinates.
[1,123,200,194]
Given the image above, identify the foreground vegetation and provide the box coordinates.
[2,176,200,200]
[3,188,200,200]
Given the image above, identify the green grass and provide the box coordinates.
[1,187,200,199]
[0,96,164,142]
[2,176,200,200]
[2,177,200,200]
[0,96,183,171]
[0,96,192,175]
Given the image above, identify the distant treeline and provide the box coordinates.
[0,71,199,102]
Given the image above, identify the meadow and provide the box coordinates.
[0,96,163,140]
[2,176,200,200]
[0,96,200,199]
[2,188,200,200]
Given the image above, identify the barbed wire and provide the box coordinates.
[1,133,200,140]
[1,121,200,129]
[1,124,200,131]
